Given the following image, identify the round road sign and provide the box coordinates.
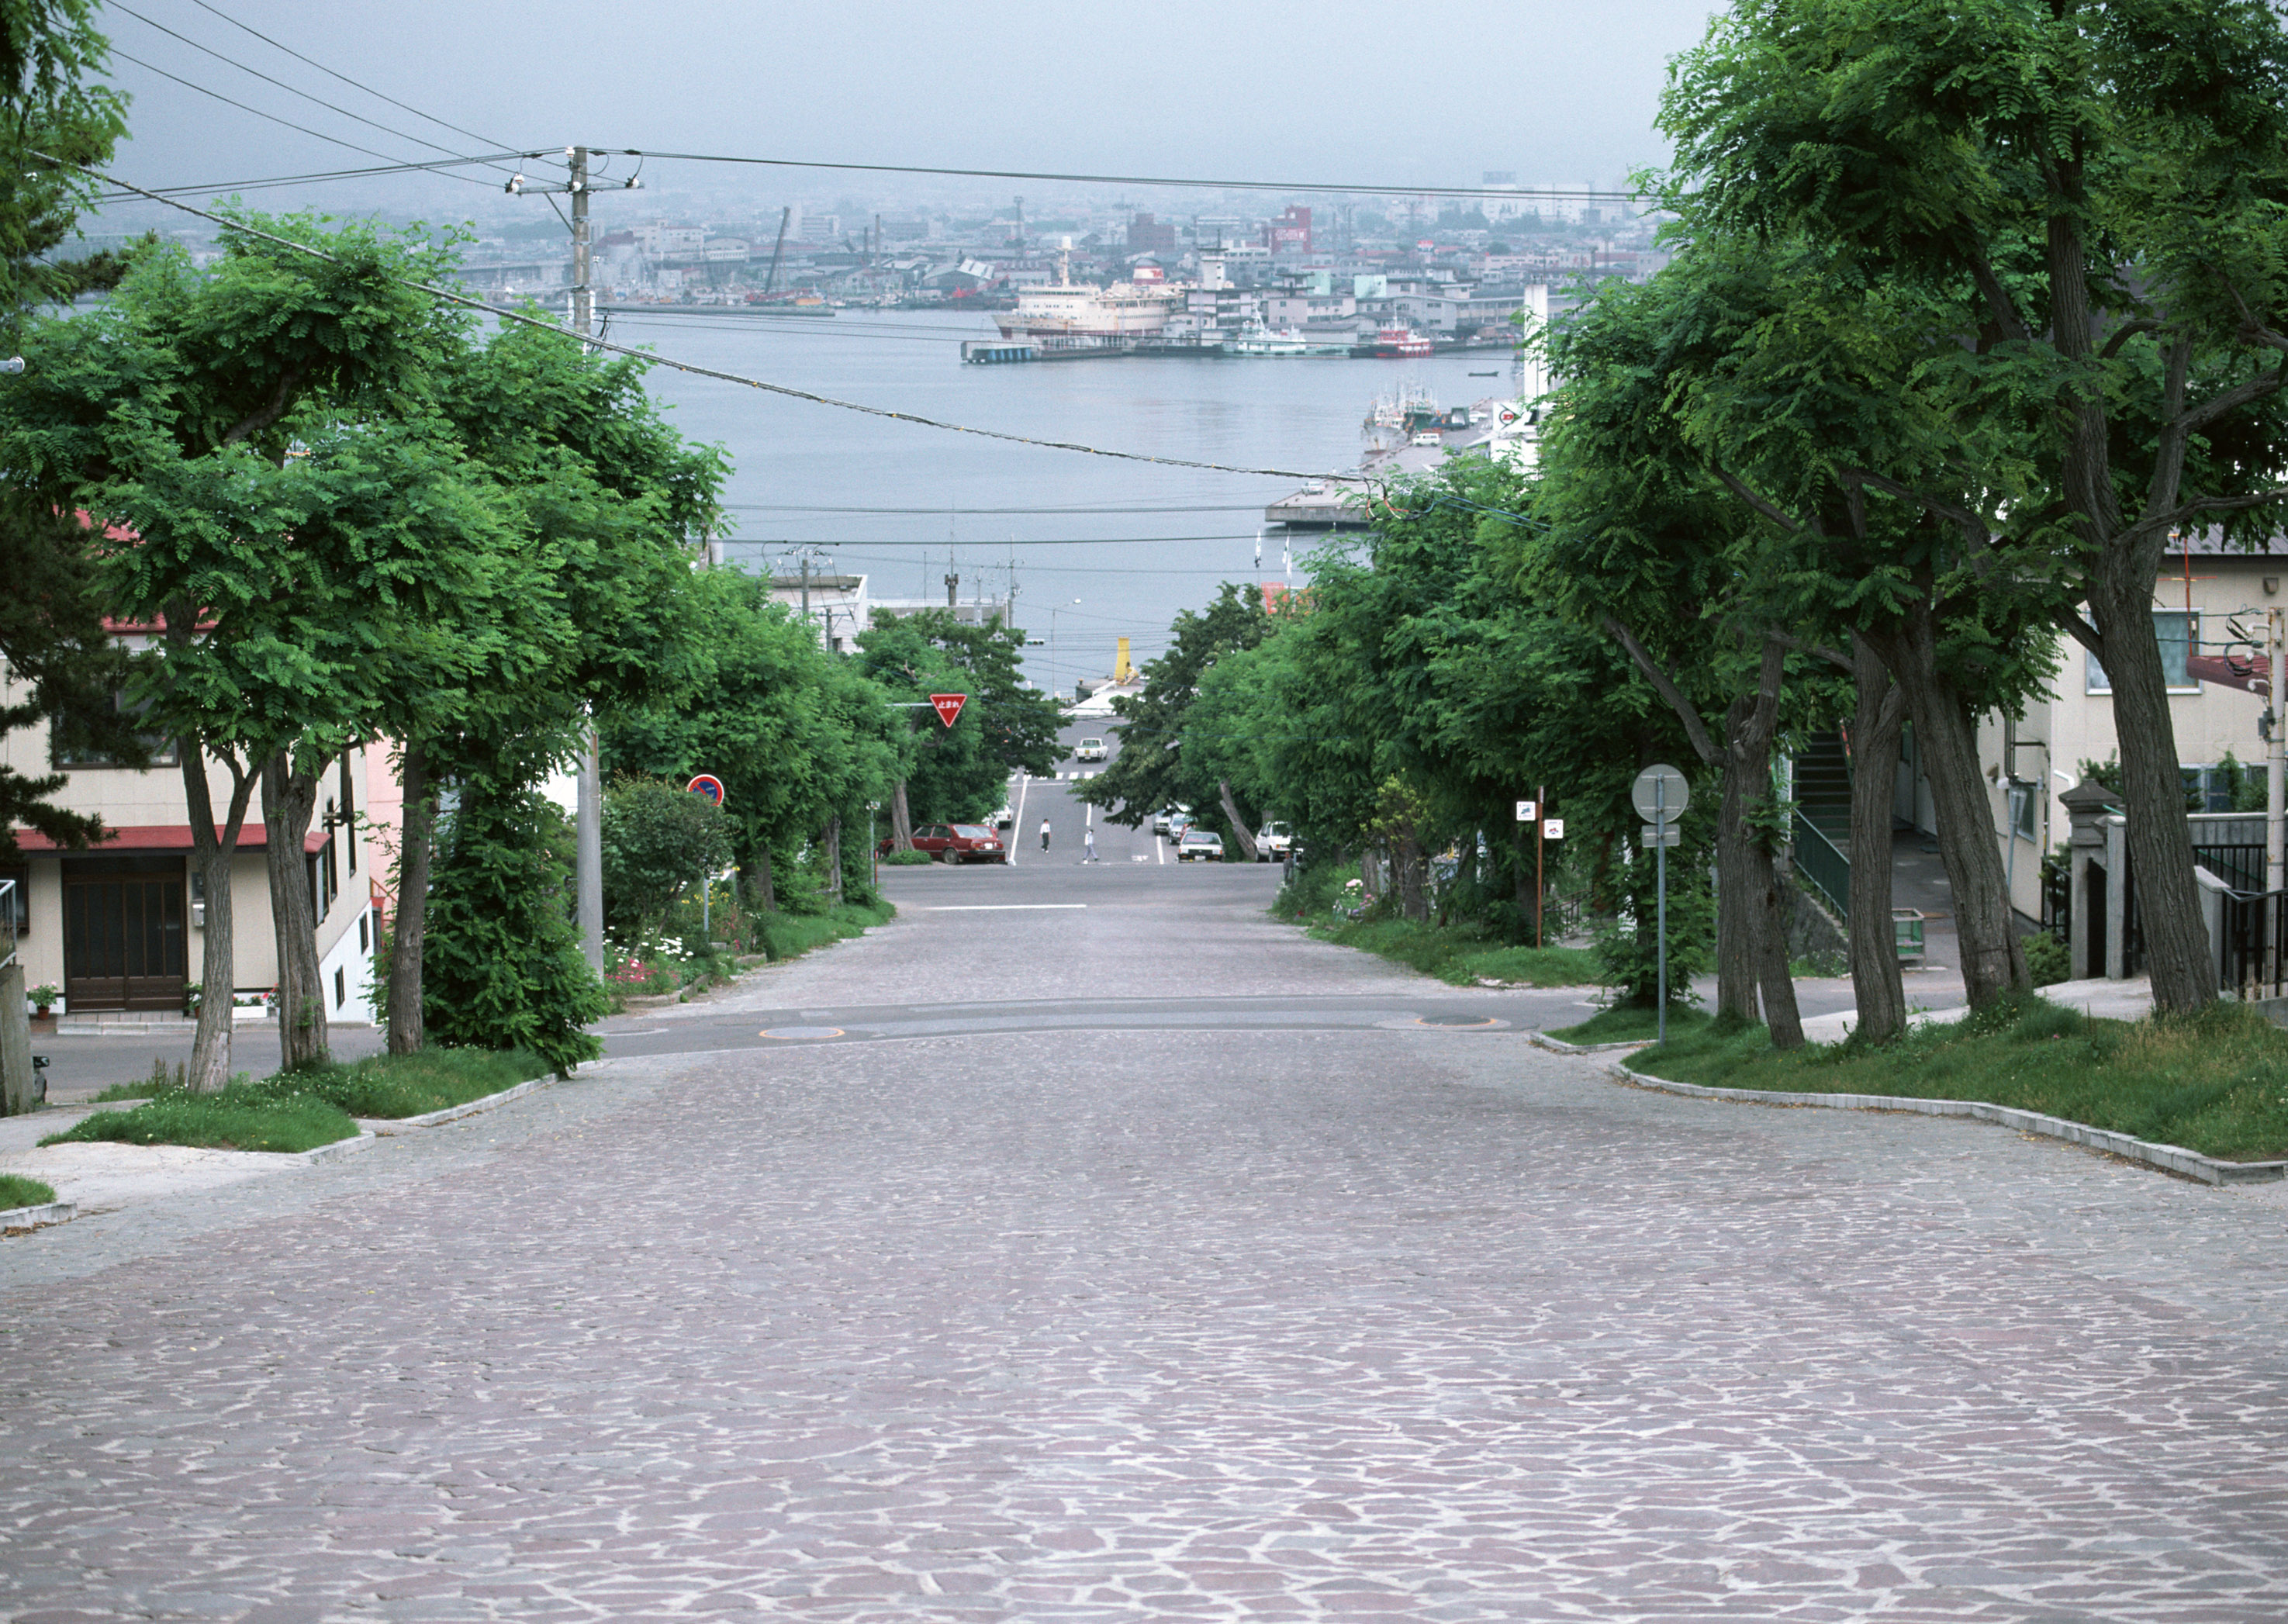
[1631,764,1690,824]
[686,774,725,806]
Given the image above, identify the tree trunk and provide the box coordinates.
[1218,779,1260,862]
[261,753,329,1070]
[1723,637,1802,1048]
[0,961,35,1116]
[746,845,776,913]
[890,781,914,852]
[1865,610,2027,1008]
[1398,833,1428,921]
[2086,573,2214,1013]
[824,815,843,904]
[385,737,435,1056]
[1846,634,1909,1044]
[181,739,257,1094]
[1713,693,1763,1028]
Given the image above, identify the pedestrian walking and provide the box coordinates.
[1084,825,1097,863]
[1039,817,1052,853]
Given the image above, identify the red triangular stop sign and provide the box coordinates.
[930,693,967,728]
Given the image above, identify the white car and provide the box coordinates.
[1254,822,1294,862]
[1177,828,1224,862]
[1075,738,1108,762]
[991,805,1014,828]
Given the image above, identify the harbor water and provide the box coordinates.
[611,306,1519,691]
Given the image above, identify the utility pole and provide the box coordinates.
[945,568,959,609]
[506,145,639,976]
[2269,606,2284,897]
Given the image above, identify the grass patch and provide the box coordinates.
[42,1076,359,1154]
[754,898,895,963]
[1306,915,1600,987]
[282,1048,549,1118]
[1548,1003,1714,1045]
[1625,994,2288,1163]
[0,1173,58,1210]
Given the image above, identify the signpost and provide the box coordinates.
[686,776,728,937]
[1631,764,1691,1043]
[930,693,967,728]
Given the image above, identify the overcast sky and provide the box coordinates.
[93,0,1726,228]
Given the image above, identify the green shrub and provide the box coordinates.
[424,779,607,1076]
[2024,932,2071,987]
[0,1173,58,1209]
[881,848,935,866]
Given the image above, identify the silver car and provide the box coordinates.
[1177,828,1224,862]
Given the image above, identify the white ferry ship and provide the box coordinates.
[995,258,1181,344]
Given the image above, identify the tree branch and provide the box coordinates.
[1767,627,1854,675]
[1602,613,1719,767]
[219,365,304,447]
[1837,467,1997,578]
[1709,468,1815,536]
[1967,248,2033,344]
[2117,485,2288,554]
[2098,318,2165,361]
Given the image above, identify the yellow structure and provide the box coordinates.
[1115,636,1132,683]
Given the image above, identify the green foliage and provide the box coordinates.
[855,607,1061,824]
[1307,912,1601,988]
[423,775,607,1076]
[42,1078,359,1154]
[752,898,895,963]
[0,1173,57,1209]
[1630,998,2288,1163]
[600,774,734,940]
[1081,582,1272,842]
[2024,933,2072,989]
[282,1048,548,1118]
[1549,1003,1715,1046]
[880,847,936,866]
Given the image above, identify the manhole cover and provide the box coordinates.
[759,1026,845,1040]
[1415,1014,1505,1028]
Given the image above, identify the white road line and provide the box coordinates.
[922,904,1089,911]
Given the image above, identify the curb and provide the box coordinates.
[0,1199,78,1233]
[296,1129,378,1165]
[383,1074,558,1131]
[1609,1061,2288,1187]
[1528,1030,1653,1056]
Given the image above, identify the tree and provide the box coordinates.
[600,776,733,942]
[9,217,466,1088]
[856,608,1062,836]
[1080,583,1271,851]
[1660,0,2288,1012]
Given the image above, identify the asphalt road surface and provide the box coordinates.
[7,732,2288,1619]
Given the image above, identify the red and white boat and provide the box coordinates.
[1370,325,1435,358]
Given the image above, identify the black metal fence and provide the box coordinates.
[2195,842,2269,893]
[2219,887,2288,1000]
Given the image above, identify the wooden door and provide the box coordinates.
[63,875,188,1011]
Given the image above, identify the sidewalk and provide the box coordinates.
[1799,975,2155,1043]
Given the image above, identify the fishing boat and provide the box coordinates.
[1369,325,1435,358]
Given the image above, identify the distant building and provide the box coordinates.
[764,573,869,655]
[1125,212,1177,255]
[1262,206,1312,254]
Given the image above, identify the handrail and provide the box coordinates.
[1790,809,1851,924]
[0,876,16,973]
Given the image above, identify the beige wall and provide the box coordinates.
[1982,554,2283,922]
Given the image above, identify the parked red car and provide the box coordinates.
[880,822,1008,864]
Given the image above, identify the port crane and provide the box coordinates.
[763,206,790,296]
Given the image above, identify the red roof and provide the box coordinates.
[9,824,329,855]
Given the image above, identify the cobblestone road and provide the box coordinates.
[6,869,2288,1620]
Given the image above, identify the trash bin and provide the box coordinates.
[1892,908,1926,966]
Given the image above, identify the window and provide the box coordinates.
[2006,780,2037,841]
[52,689,178,769]
[2086,611,2200,694]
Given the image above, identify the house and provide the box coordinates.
[762,572,869,655]
[1978,534,2288,926]
[0,665,384,1023]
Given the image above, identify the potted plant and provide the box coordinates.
[29,983,58,1025]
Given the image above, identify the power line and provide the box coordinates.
[105,47,495,188]
[596,148,1643,204]
[109,3,519,179]
[54,158,1350,481]
[182,0,562,171]
[94,150,538,205]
